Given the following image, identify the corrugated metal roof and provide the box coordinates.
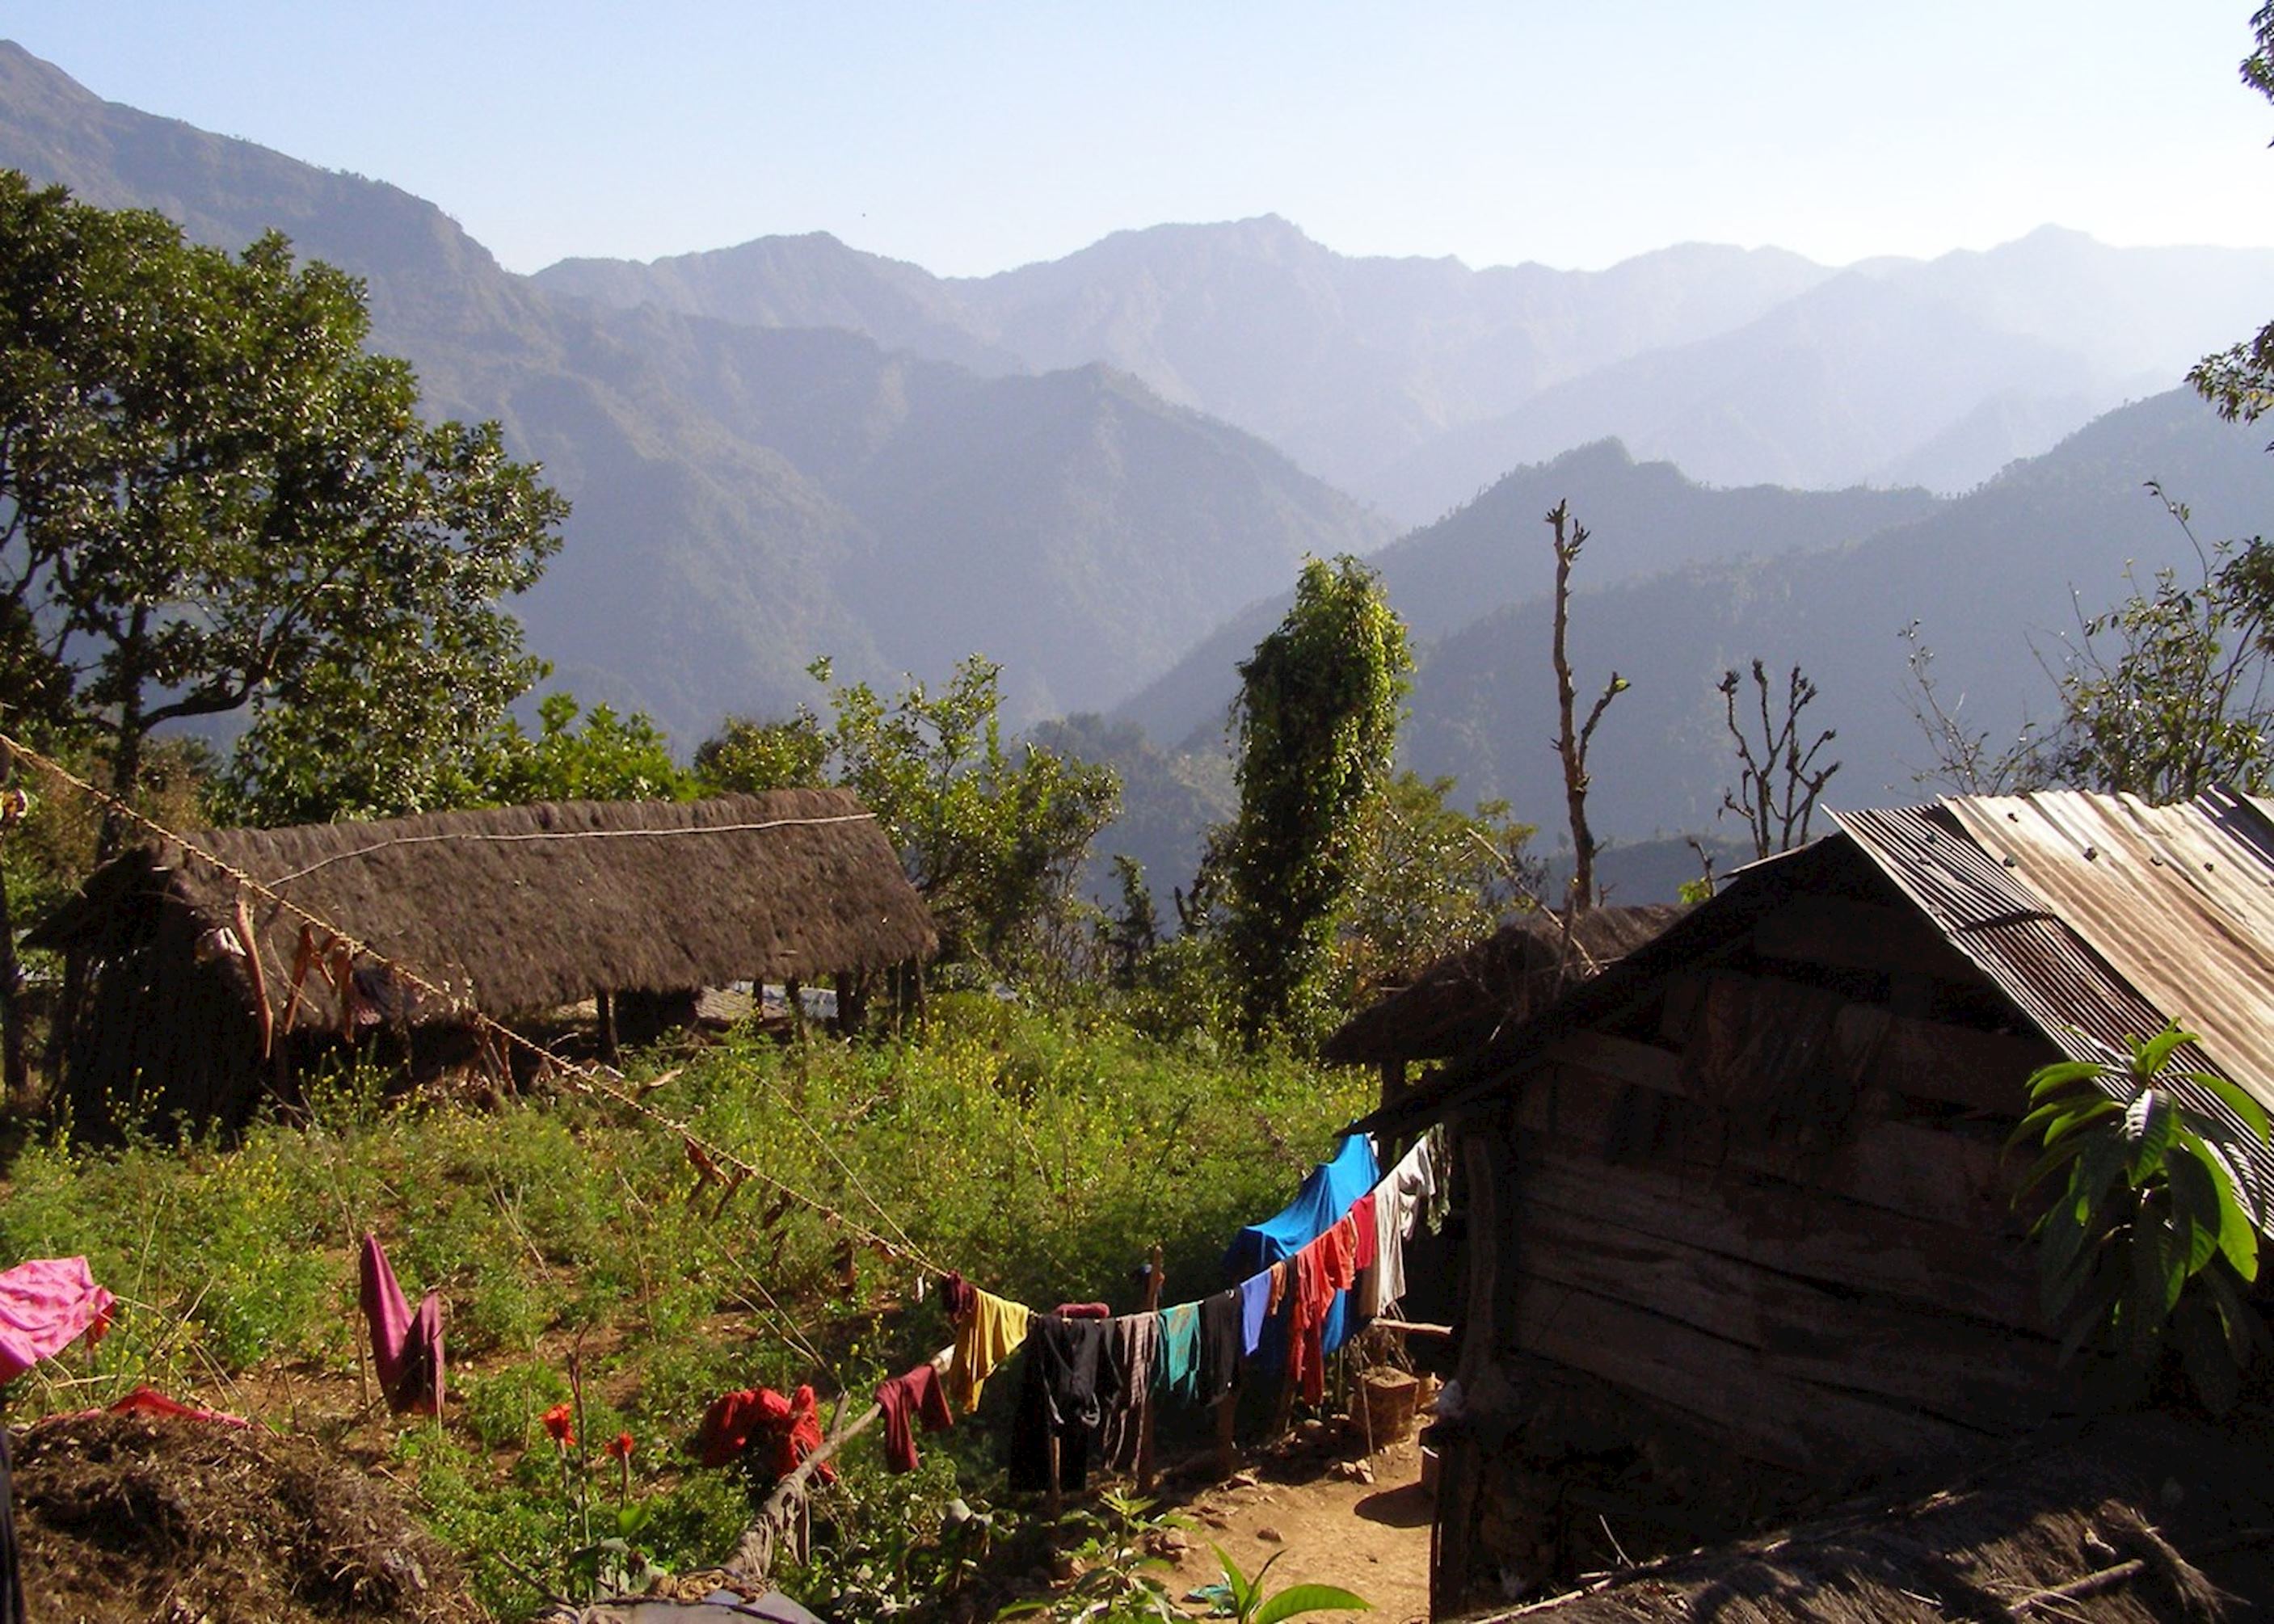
[1838,791,2273,1204]
[1943,790,2274,1113]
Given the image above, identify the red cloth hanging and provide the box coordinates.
[874,1362,953,1473]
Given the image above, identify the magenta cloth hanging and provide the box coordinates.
[0,1256,113,1385]
[358,1233,444,1416]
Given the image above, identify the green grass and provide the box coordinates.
[0,1000,1372,1619]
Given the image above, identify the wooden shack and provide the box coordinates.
[1355,790,2274,1617]
[33,788,937,1137]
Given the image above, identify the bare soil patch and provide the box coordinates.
[1154,1422,1431,1624]
[13,1412,479,1624]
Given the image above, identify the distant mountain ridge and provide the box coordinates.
[538,217,2274,525]
[1396,389,2274,840]
[1116,440,1946,751]
[0,40,1389,734]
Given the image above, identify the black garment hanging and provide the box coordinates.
[1008,1315,1119,1492]
[1197,1288,1244,1404]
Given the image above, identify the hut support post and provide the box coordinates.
[1136,1244,1164,1490]
[596,988,617,1062]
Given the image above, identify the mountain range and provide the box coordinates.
[1417,390,2274,844]
[541,218,2274,525]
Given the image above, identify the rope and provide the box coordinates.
[0,730,947,1278]
[261,812,880,887]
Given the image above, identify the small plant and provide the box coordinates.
[537,1369,668,1601]
[2011,1021,2272,1411]
[1198,1545,1368,1624]
[1000,1490,1190,1624]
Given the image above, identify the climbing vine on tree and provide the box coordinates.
[1222,556,1410,1048]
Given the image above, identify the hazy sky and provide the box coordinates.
[2,2,2269,277]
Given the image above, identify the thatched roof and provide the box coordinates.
[1322,906,1685,1066]
[35,789,936,1024]
[1476,1414,2270,1622]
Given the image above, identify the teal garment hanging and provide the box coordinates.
[1153,1302,1200,1402]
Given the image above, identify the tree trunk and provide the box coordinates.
[1549,503,1597,914]
[0,836,27,1104]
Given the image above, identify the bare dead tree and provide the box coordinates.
[1897,621,2053,793]
[1716,658,1840,860]
[1547,501,1627,913]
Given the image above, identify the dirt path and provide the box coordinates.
[1157,1428,1431,1624]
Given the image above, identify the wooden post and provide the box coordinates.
[784,977,803,1036]
[596,988,617,1062]
[1213,1385,1238,1479]
[1135,1244,1164,1490]
[1271,1334,1298,1439]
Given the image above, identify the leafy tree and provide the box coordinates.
[1899,489,2274,805]
[1099,854,1162,989]
[1716,659,1840,859]
[2010,1023,2271,1412]
[1222,556,1410,1046]
[1337,771,1537,1004]
[2189,5,2274,429]
[0,173,564,844]
[691,709,831,796]
[2046,486,2274,801]
[474,694,689,806]
[696,657,1121,970]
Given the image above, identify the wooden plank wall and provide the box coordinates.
[1477,891,2080,1483]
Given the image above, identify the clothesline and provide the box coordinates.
[837,1129,1442,1514]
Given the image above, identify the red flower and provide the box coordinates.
[604,1430,634,1462]
[541,1402,575,1448]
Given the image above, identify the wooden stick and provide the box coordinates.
[1371,1318,1454,1339]
[1136,1245,1164,1491]
[235,896,274,1061]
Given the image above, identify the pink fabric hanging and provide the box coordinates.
[0,1256,113,1385]
[357,1234,444,1416]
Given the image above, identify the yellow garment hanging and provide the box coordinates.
[949,1290,1032,1412]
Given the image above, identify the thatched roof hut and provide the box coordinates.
[35,789,935,1135]
[1482,1415,2269,1622]
[1323,907,1685,1071]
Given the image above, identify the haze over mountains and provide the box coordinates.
[0,42,1387,732]
[5,39,2274,893]
[541,217,2273,524]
